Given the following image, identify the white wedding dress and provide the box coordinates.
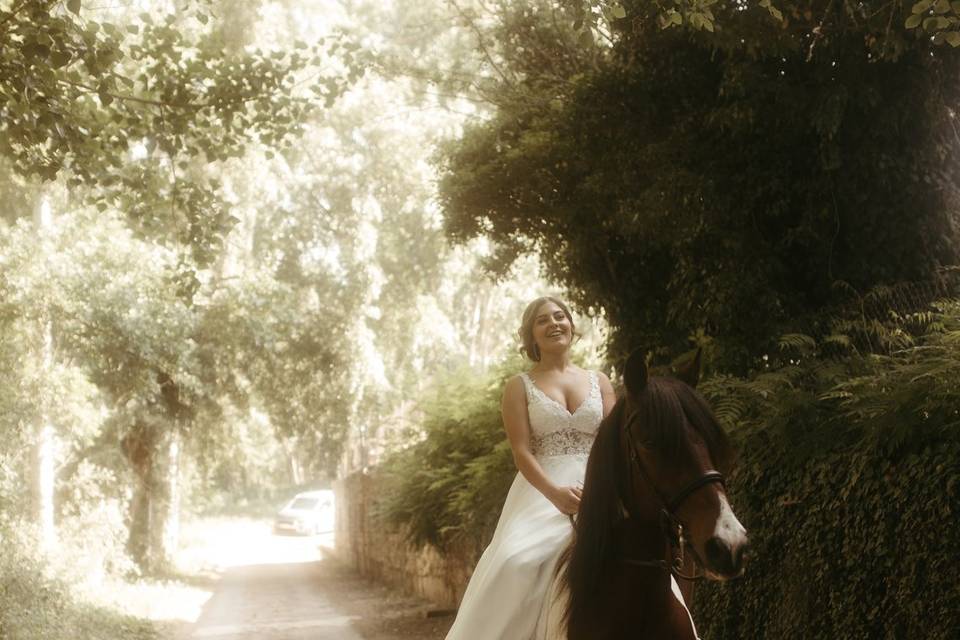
[445,370,603,640]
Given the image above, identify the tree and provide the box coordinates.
[439,0,960,371]
[0,0,367,567]
[0,0,361,264]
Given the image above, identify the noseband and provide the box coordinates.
[619,410,725,581]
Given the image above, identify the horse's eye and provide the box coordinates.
[636,437,655,450]
[630,430,654,449]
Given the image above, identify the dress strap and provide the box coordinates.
[518,371,535,402]
[521,370,597,407]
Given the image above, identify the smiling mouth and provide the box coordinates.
[547,329,565,338]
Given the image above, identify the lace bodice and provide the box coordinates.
[520,370,602,458]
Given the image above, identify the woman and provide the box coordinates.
[446,296,617,640]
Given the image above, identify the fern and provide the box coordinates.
[778,333,817,351]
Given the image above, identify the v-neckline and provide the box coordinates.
[525,371,593,417]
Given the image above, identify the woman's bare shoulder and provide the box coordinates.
[502,374,527,400]
[594,368,615,385]
[595,369,613,385]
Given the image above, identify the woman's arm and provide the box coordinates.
[501,375,581,514]
[597,371,617,417]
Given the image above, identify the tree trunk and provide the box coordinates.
[147,429,180,572]
[125,422,183,573]
[30,423,56,551]
[30,191,56,551]
[289,449,303,486]
[124,421,155,568]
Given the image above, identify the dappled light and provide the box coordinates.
[179,518,328,571]
[2,0,959,639]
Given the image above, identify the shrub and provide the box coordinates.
[376,359,523,549]
[377,286,960,638]
[0,521,158,640]
[692,298,960,638]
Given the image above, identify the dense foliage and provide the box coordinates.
[440,0,960,370]
[0,530,157,640]
[1,0,361,264]
[376,276,960,636]
[2,0,958,636]
[0,2,540,636]
[413,0,960,630]
[692,296,960,639]
[377,361,520,549]
[0,1,547,625]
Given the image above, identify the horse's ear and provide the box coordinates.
[675,348,702,388]
[623,348,649,396]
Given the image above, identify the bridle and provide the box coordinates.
[618,409,725,582]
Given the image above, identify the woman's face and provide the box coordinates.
[531,301,573,356]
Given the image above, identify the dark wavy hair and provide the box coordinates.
[517,296,579,361]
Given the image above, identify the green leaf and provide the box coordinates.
[945,30,960,46]
[906,13,924,28]
[912,0,934,13]
[50,49,72,68]
[611,5,627,19]
[923,15,949,30]
[67,0,81,15]
[934,0,952,13]
[97,83,114,106]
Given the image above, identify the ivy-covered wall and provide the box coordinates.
[693,427,959,639]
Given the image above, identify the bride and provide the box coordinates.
[445,296,617,640]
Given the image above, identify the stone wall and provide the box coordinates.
[332,470,477,610]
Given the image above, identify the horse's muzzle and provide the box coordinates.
[704,535,749,578]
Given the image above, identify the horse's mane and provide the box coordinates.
[559,375,735,628]
[559,396,628,625]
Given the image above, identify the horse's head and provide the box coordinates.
[620,348,749,580]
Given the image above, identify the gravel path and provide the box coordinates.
[178,524,453,640]
[188,559,363,639]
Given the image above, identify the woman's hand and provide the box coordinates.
[549,485,583,515]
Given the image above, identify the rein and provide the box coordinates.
[618,410,725,582]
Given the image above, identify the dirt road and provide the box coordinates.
[179,521,453,640]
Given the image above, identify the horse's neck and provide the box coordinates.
[612,519,697,640]
[566,519,697,640]
[615,517,670,566]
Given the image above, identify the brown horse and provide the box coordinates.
[560,349,749,639]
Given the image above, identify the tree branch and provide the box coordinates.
[59,76,298,112]
[807,0,837,62]
[59,77,205,110]
[446,0,515,89]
